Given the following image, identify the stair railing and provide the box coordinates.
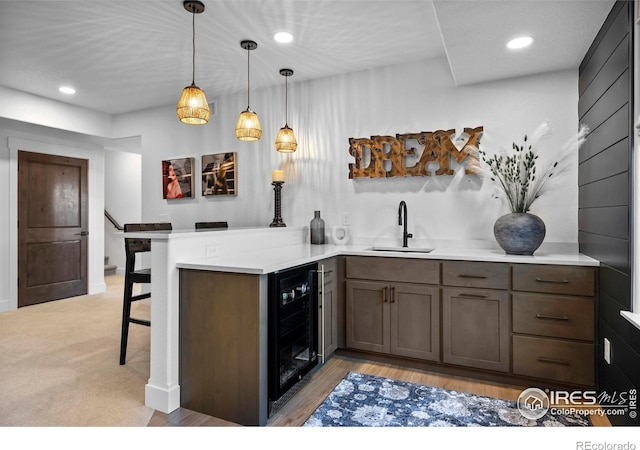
[104,210,124,231]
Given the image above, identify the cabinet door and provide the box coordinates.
[322,285,338,358]
[346,280,389,353]
[319,259,339,360]
[390,283,440,361]
[442,287,510,372]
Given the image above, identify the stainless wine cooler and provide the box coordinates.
[268,262,318,412]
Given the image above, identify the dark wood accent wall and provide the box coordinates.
[578,0,639,426]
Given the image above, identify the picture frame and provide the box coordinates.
[162,157,194,199]
[202,152,237,196]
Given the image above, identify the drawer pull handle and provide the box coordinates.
[535,277,569,284]
[458,292,489,298]
[537,357,570,365]
[459,274,488,279]
[535,313,569,321]
[324,270,334,275]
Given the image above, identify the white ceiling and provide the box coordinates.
[0,0,615,116]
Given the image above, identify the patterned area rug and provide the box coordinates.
[303,372,591,427]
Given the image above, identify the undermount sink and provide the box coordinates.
[366,246,434,254]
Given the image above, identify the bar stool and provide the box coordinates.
[120,222,172,365]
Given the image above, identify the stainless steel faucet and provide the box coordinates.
[398,201,413,247]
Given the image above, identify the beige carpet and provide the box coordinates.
[0,275,154,426]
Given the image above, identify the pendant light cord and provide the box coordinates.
[246,47,251,109]
[284,74,288,126]
[191,8,196,85]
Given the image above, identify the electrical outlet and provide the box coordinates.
[342,212,350,226]
[604,337,611,364]
[205,245,217,257]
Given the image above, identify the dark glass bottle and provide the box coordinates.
[310,210,325,245]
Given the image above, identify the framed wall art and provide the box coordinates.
[162,157,194,199]
[202,152,237,196]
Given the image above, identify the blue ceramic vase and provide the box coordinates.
[493,213,545,255]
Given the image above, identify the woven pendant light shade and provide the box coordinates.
[236,40,261,141]
[177,83,210,125]
[275,124,297,153]
[275,68,297,153]
[176,1,209,125]
[235,109,262,141]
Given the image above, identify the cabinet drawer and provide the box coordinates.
[512,293,594,341]
[512,265,595,296]
[512,335,594,386]
[346,256,439,284]
[442,261,509,290]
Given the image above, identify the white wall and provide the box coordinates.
[0,86,112,138]
[113,57,580,248]
[0,56,582,311]
[104,146,142,273]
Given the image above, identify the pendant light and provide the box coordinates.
[235,40,262,141]
[275,68,297,153]
[176,0,210,125]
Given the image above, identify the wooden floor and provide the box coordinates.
[148,354,611,427]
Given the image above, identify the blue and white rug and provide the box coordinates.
[303,372,591,427]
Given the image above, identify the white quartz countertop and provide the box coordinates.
[176,243,600,274]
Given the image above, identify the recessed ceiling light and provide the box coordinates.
[274,31,293,43]
[59,86,76,95]
[506,36,534,50]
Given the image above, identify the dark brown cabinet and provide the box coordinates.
[345,257,440,362]
[442,288,510,372]
[179,269,267,426]
[441,261,511,373]
[346,279,388,353]
[318,258,338,361]
[391,283,440,360]
[511,264,596,387]
[343,256,597,388]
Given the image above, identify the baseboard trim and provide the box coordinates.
[0,298,9,313]
[90,282,107,295]
[335,348,591,392]
[145,382,180,414]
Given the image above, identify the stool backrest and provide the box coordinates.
[124,223,173,256]
[195,221,228,230]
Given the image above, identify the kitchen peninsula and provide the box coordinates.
[127,226,599,425]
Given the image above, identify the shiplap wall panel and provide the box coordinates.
[580,70,629,129]
[599,266,630,309]
[578,4,628,95]
[579,38,629,115]
[579,232,629,273]
[578,171,629,208]
[578,0,638,426]
[579,104,629,163]
[577,138,628,185]
[578,206,629,240]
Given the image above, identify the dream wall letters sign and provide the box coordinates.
[348,126,483,179]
